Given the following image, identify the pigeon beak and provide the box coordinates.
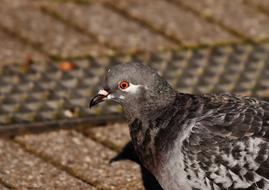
[89,89,110,108]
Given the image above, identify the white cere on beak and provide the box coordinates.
[121,83,144,94]
[98,89,109,96]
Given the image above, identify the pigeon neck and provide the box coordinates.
[123,90,177,123]
[128,93,201,172]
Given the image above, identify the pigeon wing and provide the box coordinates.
[189,94,269,187]
[199,93,269,141]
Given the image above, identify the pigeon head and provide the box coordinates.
[90,62,176,120]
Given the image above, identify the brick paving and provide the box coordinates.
[42,2,175,52]
[16,130,145,190]
[246,0,269,10]
[0,184,9,190]
[0,0,269,189]
[176,0,269,39]
[0,31,47,65]
[84,123,131,151]
[0,138,95,190]
[105,0,238,45]
[0,0,111,58]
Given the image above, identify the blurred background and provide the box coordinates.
[0,0,269,189]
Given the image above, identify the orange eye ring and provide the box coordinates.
[118,81,129,90]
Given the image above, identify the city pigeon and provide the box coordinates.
[90,62,269,190]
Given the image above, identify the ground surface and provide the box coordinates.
[1,0,269,189]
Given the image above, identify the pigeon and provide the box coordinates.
[90,62,269,190]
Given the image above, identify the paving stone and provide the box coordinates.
[0,31,47,65]
[0,184,9,190]
[0,0,110,58]
[43,2,175,52]
[104,0,237,45]
[16,130,145,190]
[0,138,95,190]
[245,0,269,10]
[178,0,269,39]
[85,123,131,151]
[85,124,164,190]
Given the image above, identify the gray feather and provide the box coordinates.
[97,62,269,190]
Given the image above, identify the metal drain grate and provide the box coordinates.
[1,42,269,134]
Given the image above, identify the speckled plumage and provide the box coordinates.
[130,93,269,190]
[91,62,269,190]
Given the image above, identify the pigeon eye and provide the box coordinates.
[118,81,129,90]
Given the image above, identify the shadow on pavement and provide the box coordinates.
[110,142,163,190]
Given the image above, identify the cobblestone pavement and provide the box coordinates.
[1,0,269,189]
